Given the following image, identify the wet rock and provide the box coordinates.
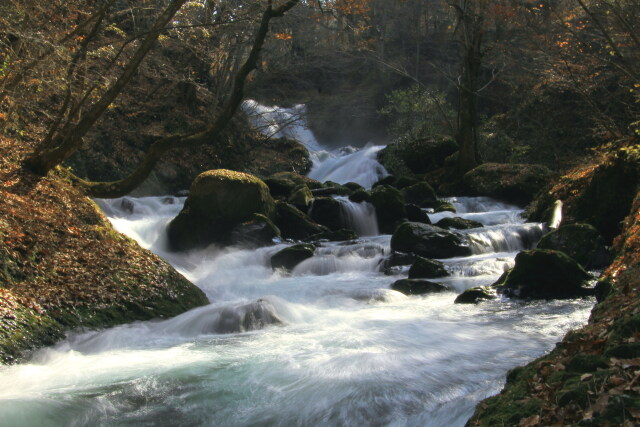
[271,244,315,271]
[436,217,483,230]
[288,184,313,211]
[402,182,438,207]
[309,197,345,231]
[310,186,351,197]
[274,202,328,240]
[309,228,358,242]
[454,286,497,304]
[497,249,593,299]
[405,204,431,224]
[343,182,365,192]
[264,172,321,198]
[349,189,371,203]
[380,251,415,275]
[372,175,397,188]
[168,169,275,250]
[391,279,450,296]
[408,256,448,279]
[230,213,280,248]
[433,201,456,213]
[536,223,610,269]
[369,185,406,234]
[390,222,472,259]
[395,176,421,189]
[214,299,284,333]
[462,163,553,206]
[378,136,458,175]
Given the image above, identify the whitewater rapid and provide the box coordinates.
[0,102,594,426]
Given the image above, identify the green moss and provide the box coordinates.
[0,306,64,364]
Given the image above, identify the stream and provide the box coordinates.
[0,102,594,426]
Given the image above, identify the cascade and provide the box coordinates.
[0,101,594,427]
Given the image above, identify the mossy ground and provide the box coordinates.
[0,135,208,364]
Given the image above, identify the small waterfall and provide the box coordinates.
[465,223,546,254]
[243,99,388,189]
[335,197,379,236]
[549,200,563,229]
[308,145,388,189]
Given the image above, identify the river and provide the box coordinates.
[0,102,593,426]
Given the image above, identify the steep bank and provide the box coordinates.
[0,135,208,364]
[468,144,640,426]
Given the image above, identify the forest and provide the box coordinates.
[0,0,639,426]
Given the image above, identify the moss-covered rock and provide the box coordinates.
[309,228,359,242]
[229,213,281,248]
[454,286,497,304]
[378,136,458,175]
[391,279,450,296]
[309,197,346,231]
[537,223,610,269]
[369,185,406,233]
[401,181,438,207]
[462,163,553,206]
[498,249,593,299]
[274,202,329,240]
[271,244,315,271]
[288,184,313,211]
[436,217,483,230]
[405,204,431,224]
[390,222,472,259]
[168,169,275,250]
[408,256,448,279]
[349,188,371,203]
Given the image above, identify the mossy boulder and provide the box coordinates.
[309,197,346,231]
[229,213,280,248]
[391,279,450,296]
[343,182,364,192]
[274,202,328,240]
[436,217,483,230]
[498,249,593,299]
[408,256,448,279]
[401,181,438,207]
[271,244,315,271]
[168,169,275,250]
[288,184,313,211]
[462,163,553,206]
[380,251,415,275]
[454,286,497,304]
[372,175,397,188]
[390,222,472,259]
[537,223,610,269]
[405,204,431,224]
[378,136,458,175]
[264,171,321,198]
[349,188,371,203]
[309,228,358,242]
[369,185,406,233]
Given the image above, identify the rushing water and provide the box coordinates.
[0,103,594,426]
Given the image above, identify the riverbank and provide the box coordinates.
[0,135,208,364]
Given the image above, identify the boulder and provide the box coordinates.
[309,197,345,231]
[536,223,611,269]
[402,182,438,207]
[309,228,358,242]
[349,189,371,203]
[230,213,280,248]
[433,201,457,213]
[408,256,448,279]
[271,244,315,271]
[378,136,458,175]
[288,184,313,211]
[343,182,365,192]
[264,171,321,198]
[369,185,406,233]
[497,249,593,299]
[372,175,397,188]
[380,251,415,275]
[395,176,421,189]
[168,169,275,250]
[391,279,450,296]
[454,286,497,304]
[390,222,472,259]
[311,185,351,197]
[436,217,483,230]
[462,163,553,206]
[274,202,328,240]
[213,298,284,333]
[405,204,431,224]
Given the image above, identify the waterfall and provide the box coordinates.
[335,196,379,236]
[242,99,388,188]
